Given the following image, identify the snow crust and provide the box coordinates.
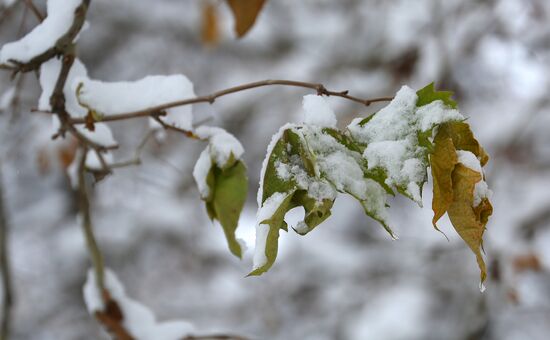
[83,268,194,340]
[302,94,337,128]
[348,85,464,203]
[77,75,195,131]
[0,0,83,64]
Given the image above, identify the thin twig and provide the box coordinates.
[77,149,105,293]
[183,335,249,340]
[69,80,394,125]
[0,166,13,340]
[23,0,44,22]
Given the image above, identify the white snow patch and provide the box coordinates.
[195,126,244,167]
[302,94,337,128]
[0,86,15,110]
[192,148,212,199]
[77,75,195,131]
[456,150,483,173]
[83,268,194,340]
[0,0,83,64]
[347,85,463,203]
[40,59,117,148]
[456,150,492,206]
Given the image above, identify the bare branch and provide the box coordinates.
[23,0,44,22]
[0,167,13,340]
[77,149,105,292]
[69,79,394,125]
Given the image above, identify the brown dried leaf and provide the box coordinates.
[447,164,492,284]
[226,0,267,37]
[431,125,457,227]
[201,2,219,46]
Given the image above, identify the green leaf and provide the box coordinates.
[203,159,248,258]
[416,82,458,109]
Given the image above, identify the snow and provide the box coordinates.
[253,192,289,269]
[40,59,117,148]
[347,85,464,204]
[76,75,195,131]
[302,94,337,128]
[83,268,194,340]
[195,126,244,167]
[85,150,113,170]
[192,148,212,199]
[456,150,492,207]
[0,86,15,110]
[456,150,483,173]
[416,100,463,131]
[0,0,83,64]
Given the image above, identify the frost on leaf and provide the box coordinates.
[193,127,247,258]
[430,121,492,284]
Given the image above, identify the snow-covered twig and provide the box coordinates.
[68,79,394,125]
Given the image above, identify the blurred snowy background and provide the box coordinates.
[1,0,550,339]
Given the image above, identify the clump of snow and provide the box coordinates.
[0,86,15,110]
[40,59,118,148]
[192,149,212,199]
[456,150,492,207]
[456,150,483,173]
[77,75,195,131]
[302,94,337,128]
[85,150,113,171]
[0,0,84,64]
[195,126,244,167]
[347,85,464,203]
[415,100,463,132]
[253,192,289,269]
[83,268,194,340]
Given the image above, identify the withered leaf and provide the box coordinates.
[226,0,267,37]
[447,164,492,284]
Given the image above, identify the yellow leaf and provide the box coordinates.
[226,0,267,37]
[430,126,457,227]
[447,164,491,284]
[442,121,489,166]
[201,2,219,46]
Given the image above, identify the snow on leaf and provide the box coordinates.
[193,127,247,258]
[430,121,493,284]
[225,0,267,37]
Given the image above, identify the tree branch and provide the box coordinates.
[23,0,44,22]
[77,149,105,293]
[0,167,13,340]
[69,79,394,125]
